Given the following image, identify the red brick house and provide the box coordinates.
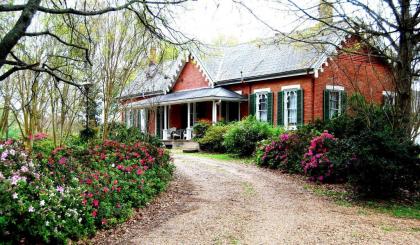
[120,36,393,140]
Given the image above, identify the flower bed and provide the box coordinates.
[0,139,173,243]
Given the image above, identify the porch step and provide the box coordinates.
[163,140,200,151]
[183,148,199,153]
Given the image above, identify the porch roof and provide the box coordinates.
[129,87,247,108]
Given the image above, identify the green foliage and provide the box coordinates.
[344,130,420,198]
[198,124,230,153]
[223,116,278,157]
[307,95,420,198]
[80,127,98,142]
[192,120,212,139]
[106,122,163,147]
[32,138,55,156]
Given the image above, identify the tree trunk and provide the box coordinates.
[394,0,414,135]
[0,0,41,68]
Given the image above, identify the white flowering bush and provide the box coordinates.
[0,140,95,243]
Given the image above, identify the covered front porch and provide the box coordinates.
[130,87,247,140]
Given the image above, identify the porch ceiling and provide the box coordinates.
[129,87,247,108]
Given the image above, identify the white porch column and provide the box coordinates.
[187,103,191,127]
[212,100,217,125]
[163,105,169,140]
[186,103,192,140]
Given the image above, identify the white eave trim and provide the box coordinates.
[281,84,301,91]
[326,85,345,91]
[254,88,271,93]
[189,50,215,87]
[382,90,396,96]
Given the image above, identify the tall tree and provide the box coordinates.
[0,0,191,85]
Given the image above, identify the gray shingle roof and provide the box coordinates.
[130,87,246,107]
[121,59,181,98]
[198,41,323,83]
[123,35,344,98]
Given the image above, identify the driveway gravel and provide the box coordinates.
[92,152,420,245]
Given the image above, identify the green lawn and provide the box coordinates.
[304,184,420,220]
[176,150,253,164]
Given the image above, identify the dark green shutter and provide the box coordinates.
[324,90,330,121]
[277,91,284,126]
[340,91,347,114]
[297,89,303,125]
[249,94,256,116]
[267,92,273,125]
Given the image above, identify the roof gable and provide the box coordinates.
[171,59,212,92]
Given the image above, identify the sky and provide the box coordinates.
[172,0,298,44]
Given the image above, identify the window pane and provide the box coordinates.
[286,91,297,125]
[329,91,340,119]
[257,93,268,122]
[260,111,267,122]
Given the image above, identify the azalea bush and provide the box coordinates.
[256,132,309,173]
[301,131,347,183]
[256,124,318,173]
[0,138,173,243]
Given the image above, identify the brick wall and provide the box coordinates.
[172,60,210,92]
[314,41,393,119]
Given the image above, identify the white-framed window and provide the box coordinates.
[324,85,345,120]
[284,90,298,127]
[254,88,270,122]
[382,91,396,107]
[329,91,341,118]
[257,92,268,122]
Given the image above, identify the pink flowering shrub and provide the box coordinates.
[38,140,173,229]
[28,132,48,141]
[256,131,314,174]
[301,131,345,182]
[256,134,296,171]
[1,139,172,243]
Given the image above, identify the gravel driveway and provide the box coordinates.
[92,152,420,245]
